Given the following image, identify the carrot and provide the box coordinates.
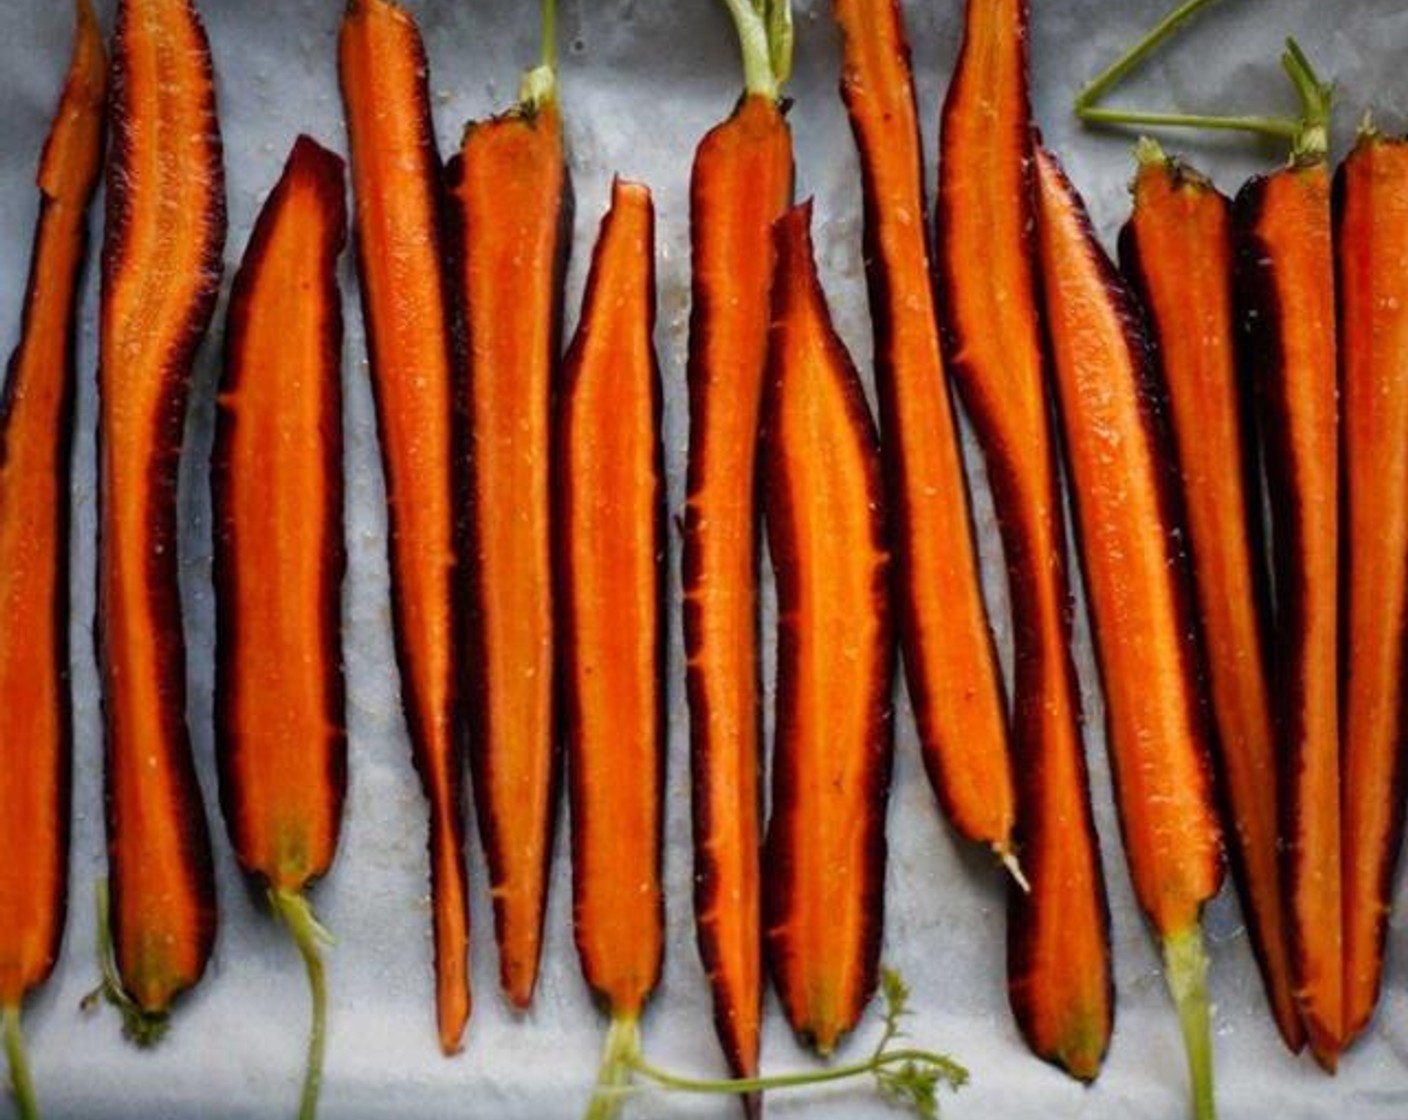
[831,0,1016,874]
[444,1,569,1010]
[936,0,1112,1081]
[1120,141,1304,1053]
[1336,127,1408,1049]
[212,135,348,1120]
[0,2,104,1113]
[558,181,663,1120]
[1229,48,1338,1067]
[760,199,894,1056]
[1035,146,1225,1120]
[96,0,223,1033]
[682,0,793,1094]
[339,0,471,1053]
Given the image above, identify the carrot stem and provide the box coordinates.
[1077,106,1299,142]
[720,0,782,99]
[1074,0,1224,112]
[1163,926,1215,1120]
[270,889,333,1120]
[585,1015,640,1120]
[3,1005,38,1120]
[84,880,168,1046]
[519,0,557,109]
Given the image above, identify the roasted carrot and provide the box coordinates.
[1230,51,1338,1066]
[937,0,1112,1081]
[760,199,894,1056]
[339,0,471,1053]
[1337,128,1408,1050]
[0,2,104,1112]
[97,0,223,1029]
[1036,146,1224,1119]
[445,4,569,1009]
[832,0,1016,871]
[212,135,347,1120]
[1119,141,1304,1053]
[559,181,663,1120]
[682,0,793,1092]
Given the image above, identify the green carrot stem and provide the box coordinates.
[1077,105,1300,142]
[628,1047,968,1096]
[269,888,334,1120]
[1074,0,1225,110]
[1162,925,1216,1120]
[584,1014,640,1120]
[3,1004,39,1120]
[1278,37,1331,159]
[519,0,558,109]
[720,0,779,100]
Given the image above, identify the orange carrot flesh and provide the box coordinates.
[339,0,471,1053]
[558,180,664,1020]
[833,0,1014,855]
[682,91,792,1083]
[447,98,569,1011]
[1236,160,1340,1068]
[0,0,105,1010]
[937,0,1112,1081]
[1337,131,1408,1048]
[1036,148,1224,937]
[1120,150,1303,1052]
[1037,148,1224,1115]
[761,200,894,1057]
[214,136,348,896]
[99,0,223,1015]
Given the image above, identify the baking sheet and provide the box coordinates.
[1,0,1406,1117]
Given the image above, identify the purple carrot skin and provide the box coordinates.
[98,0,224,1025]
[213,134,348,1120]
[0,0,104,1109]
[832,0,1017,869]
[339,0,472,1052]
[937,0,1113,1080]
[1119,143,1304,1053]
[762,200,895,1057]
[1235,158,1341,1069]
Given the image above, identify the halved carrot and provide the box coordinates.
[761,200,893,1056]
[832,0,1015,867]
[339,0,471,1053]
[445,50,570,1011]
[936,0,1112,1081]
[558,179,663,1091]
[1337,128,1408,1049]
[1235,155,1340,1069]
[682,9,793,1090]
[98,0,223,1023]
[1120,142,1304,1053]
[212,135,347,1120]
[1036,146,1225,1119]
[0,0,104,1110]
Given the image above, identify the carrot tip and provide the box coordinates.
[994,842,1031,894]
[80,881,170,1048]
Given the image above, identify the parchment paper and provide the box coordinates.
[1,0,1405,1117]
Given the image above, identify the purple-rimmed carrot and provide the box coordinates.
[339,0,471,1053]
[0,2,104,1113]
[212,135,347,1120]
[937,0,1113,1080]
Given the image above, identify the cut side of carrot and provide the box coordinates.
[937,0,1112,1082]
[0,14,105,1106]
[1337,130,1408,1050]
[1235,159,1340,1069]
[339,0,471,1054]
[1036,146,1224,1118]
[833,0,1014,862]
[1120,144,1303,1053]
[558,179,664,1024]
[447,94,570,1012]
[683,90,793,1087]
[761,200,894,1057]
[213,133,348,1120]
[99,0,223,1018]
[214,135,347,898]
